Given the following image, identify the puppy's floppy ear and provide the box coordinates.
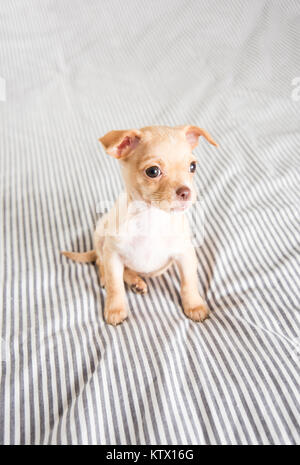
[99,129,142,159]
[180,125,218,149]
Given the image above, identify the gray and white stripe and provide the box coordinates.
[0,0,299,444]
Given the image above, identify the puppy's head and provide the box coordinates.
[99,125,217,212]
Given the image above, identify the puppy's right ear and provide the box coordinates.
[99,129,142,159]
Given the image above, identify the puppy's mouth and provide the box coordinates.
[170,200,193,213]
[133,193,194,213]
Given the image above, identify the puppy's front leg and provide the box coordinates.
[176,246,209,322]
[103,247,127,325]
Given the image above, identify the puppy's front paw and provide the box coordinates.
[131,278,148,295]
[105,307,127,326]
[184,303,209,322]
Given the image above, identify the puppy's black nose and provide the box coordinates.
[176,186,191,201]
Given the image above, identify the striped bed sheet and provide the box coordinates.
[0,0,299,445]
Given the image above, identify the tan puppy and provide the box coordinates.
[62,125,217,325]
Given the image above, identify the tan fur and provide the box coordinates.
[61,250,97,263]
[62,125,217,325]
[63,250,148,293]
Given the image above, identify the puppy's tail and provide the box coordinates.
[61,250,97,263]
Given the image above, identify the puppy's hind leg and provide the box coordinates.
[97,262,147,294]
[124,268,148,295]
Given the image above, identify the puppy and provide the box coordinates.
[62,125,217,325]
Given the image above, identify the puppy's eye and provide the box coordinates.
[190,161,196,173]
[145,166,161,178]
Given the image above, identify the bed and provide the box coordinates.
[0,0,299,444]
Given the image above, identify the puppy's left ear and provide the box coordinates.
[180,125,218,149]
[99,129,142,159]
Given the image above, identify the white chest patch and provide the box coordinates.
[115,204,186,274]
